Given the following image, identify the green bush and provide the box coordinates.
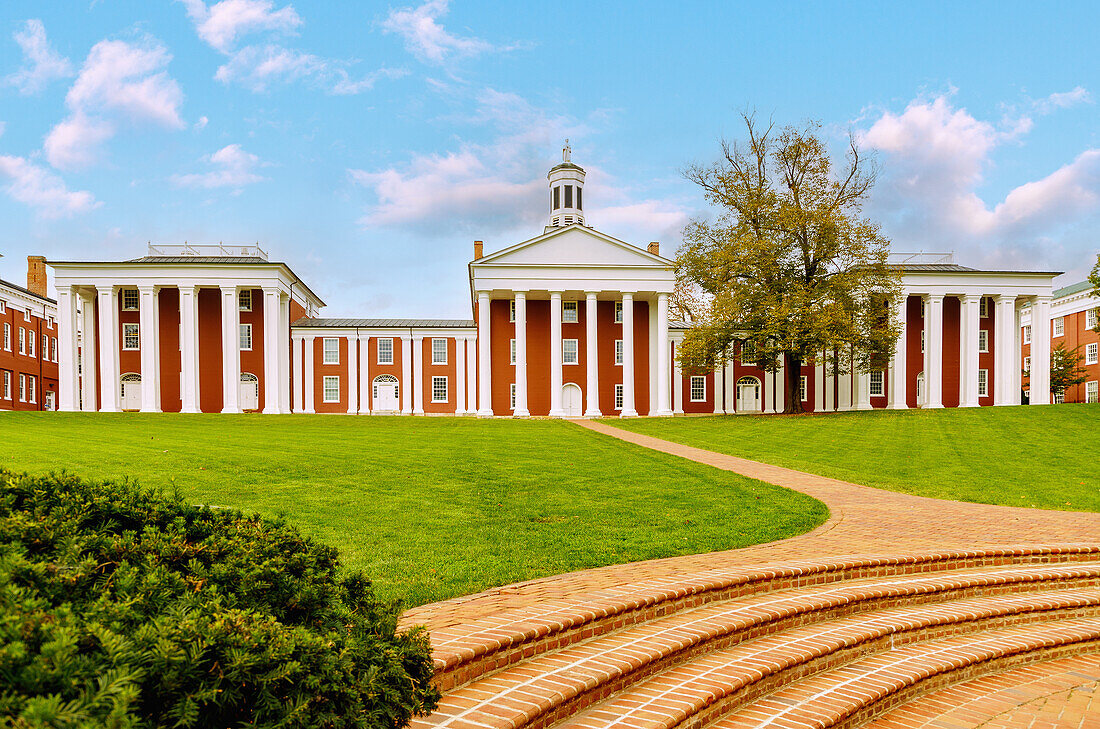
[0,469,439,727]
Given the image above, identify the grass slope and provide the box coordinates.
[612,405,1100,512]
[0,413,826,607]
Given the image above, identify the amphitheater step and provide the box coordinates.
[411,560,1100,729]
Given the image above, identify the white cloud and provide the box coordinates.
[194,115,209,131]
[45,37,184,170]
[0,155,100,217]
[1033,86,1091,115]
[5,19,73,94]
[179,0,301,53]
[381,0,494,65]
[171,143,266,189]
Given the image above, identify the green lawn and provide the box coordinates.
[0,413,826,607]
[610,405,1100,512]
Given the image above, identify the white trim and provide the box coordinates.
[1086,380,1098,403]
[978,329,989,353]
[978,368,989,398]
[121,288,139,311]
[615,339,624,365]
[431,375,448,403]
[1022,325,1032,345]
[122,322,139,350]
[614,383,624,411]
[238,289,252,312]
[1053,316,1064,337]
[322,337,340,364]
[689,375,706,402]
[1086,342,1099,366]
[562,338,579,365]
[431,337,448,365]
[377,337,394,365]
[869,370,884,397]
[563,300,578,322]
[239,322,253,351]
[322,375,340,403]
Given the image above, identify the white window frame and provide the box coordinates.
[1055,389,1065,404]
[978,329,988,353]
[740,341,756,365]
[238,289,252,312]
[18,328,25,355]
[510,338,516,364]
[1086,343,1099,366]
[509,299,516,323]
[3,323,8,351]
[869,370,884,397]
[1088,309,1098,330]
[690,375,706,402]
[800,374,809,401]
[563,301,578,323]
[122,322,140,351]
[27,375,34,404]
[431,375,448,403]
[27,332,34,358]
[122,289,139,311]
[322,375,340,403]
[1053,316,1064,337]
[323,337,340,365]
[615,339,624,365]
[510,383,516,410]
[1022,325,1031,345]
[239,323,253,351]
[1023,356,1031,373]
[563,338,579,365]
[1086,380,1098,404]
[614,383,624,410]
[920,330,925,354]
[432,338,448,365]
[0,300,5,314]
[2,371,9,399]
[979,297,989,318]
[42,334,48,359]
[51,337,57,362]
[19,374,25,402]
[377,337,393,365]
[614,301,623,323]
[978,369,988,398]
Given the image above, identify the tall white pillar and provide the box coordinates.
[620,293,638,417]
[262,288,281,414]
[513,292,530,417]
[584,292,601,417]
[401,335,413,414]
[854,369,872,410]
[925,294,945,408]
[279,295,291,413]
[888,294,909,409]
[465,335,477,416]
[1030,296,1052,405]
[959,294,981,407]
[455,337,466,414]
[1014,305,1024,404]
[713,360,724,414]
[656,293,672,416]
[412,335,424,415]
[549,291,564,417]
[180,287,200,413]
[476,292,493,417]
[138,286,159,412]
[346,331,358,415]
[648,301,658,414]
[672,340,684,414]
[837,348,852,411]
[824,351,836,412]
[358,335,370,414]
[775,355,787,413]
[993,295,1015,406]
[814,355,825,413]
[220,286,240,414]
[303,335,315,413]
[152,289,162,409]
[57,286,79,412]
[292,335,304,413]
[78,292,97,411]
[97,287,120,412]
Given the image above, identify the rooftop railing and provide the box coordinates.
[147,243,268,260]
[887,251,955,265]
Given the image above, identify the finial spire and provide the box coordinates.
[563,139,571,163]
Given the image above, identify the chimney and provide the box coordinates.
[27,256,47,298]
[473,240,484,260]
[647,241,660,256]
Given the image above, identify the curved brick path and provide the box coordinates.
[402,420,1100,633]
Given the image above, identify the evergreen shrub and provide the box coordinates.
[0,469,439,727]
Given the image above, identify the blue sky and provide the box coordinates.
[0,1,1097,316]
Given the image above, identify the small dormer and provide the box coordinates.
[547,140,585,228]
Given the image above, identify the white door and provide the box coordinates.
[45,391,55,411]
[736,379,760,412]
[120,375,141,410]
[239,374,259,411]
[373,378,400,411]
[561,383,582,417]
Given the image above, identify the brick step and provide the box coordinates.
[412,562,1100,729]
[426,546,1100,692]
[556,590,1100,729]
[709,617,1100,729]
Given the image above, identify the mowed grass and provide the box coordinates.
[0,413,826,607]
[611,405,1100,512]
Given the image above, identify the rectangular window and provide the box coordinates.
[978,330,989,353]
[921,330,925,353]
[19,374,25,402]
[2,371,9,399]
[1087,343,1099,366]
[800,375,809,401]
[122,322,139,350]
[432,338,448,365]
[51,337,57,362]
[870,370,884,396]
[563,339,578,365]
[323,376,340,403]
[614,383,624,410]
[27,332,34,358]
[1053,317,1064,337]
[510,338,516,364]
[1022,325,1031,345]
[552,186,560,210]
[238,289,252,311]
[690,375,706,402]
[564,184,573,208]
[239,323,252,351]
[432,376,448,403]
[979,297,989,318]
[978,369,989,397]
[1055,389,1065,404]
[1087,381,1098,403]
[42,334,48,359]
[1087,309,1098,329]
[0,300,5,313]
[576,186,582,210]
[27,376,34,403]
[509,299,516,322]
[377,337,393,364]
[323,338,339,364]
[615,339,624,365]
[563,301,578,323]
[510,383,516,410]
[3,323,8,350]
[1024,356,1031,373]
[614,301,623,323]
[18,328,25,355]
[122,289,139,310]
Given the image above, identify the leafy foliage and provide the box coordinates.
[1047,342,1090,396]
[0,469,439,728]
[677,114,902,412]
[1089,254,1100,334]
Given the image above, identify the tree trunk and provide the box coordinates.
[784,352,804,414]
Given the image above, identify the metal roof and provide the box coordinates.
[1053,280,1094,299]
[0,277,55,305]
[292,317,475,328]
[889,263,1063,275]
[125,256,271,264]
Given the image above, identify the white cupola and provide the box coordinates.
[547,140,585,228]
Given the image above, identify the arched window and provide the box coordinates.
[373,374,398,383]
[120,373,141,383]
[736,376,759,387]
[240,372,258,383]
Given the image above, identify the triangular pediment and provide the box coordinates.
[474,225,670,268]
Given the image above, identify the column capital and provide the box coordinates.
[137,284,158,294]
[584,290,600,298]
[400,334,412,342]
[476,290,491,299]
[513,290,527,299]
[924,293,945,302]
[621,291,634,300]
[412,334,423,343]
[261,284,281,296]
[549,290,564,297]
[220,284,239,293]
[959,293,981,304]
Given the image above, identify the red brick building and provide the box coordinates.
[0,257,59,411]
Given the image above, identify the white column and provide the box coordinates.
[412,335,424,414]
[152,288,162,409]
[775,356,787,413]
[514,292,530,417]
[476,292,492,417]
[814,356,825,413]
[549,291,564,417]
[220,286,240,414]
[925,294,945,408]
[401,335,413,414]
[465,335,477,416]
[854,369,872,410]
[672,340,684,414]
[959,294,980,407]
[455,337,466,414]
[648,301,658,414]
[138,286,158,412]
[993,295,1015,406]
[889,295,909,409]
[279,295,291,413]
[97,287,120,412]
[292,335,304,413]
[179,287,200,413]
[57,286,79,411]
[620,293,637,417]
[713,361,724,414]
[358,335,370,414]
[824,351,836,412]
[837,348,852,411]
[78,292,97,411]
[1014,305,1024,404]
[655,293,672,416]
[584,292,601,417]
[346,331,358,415]
[262,288,281,414]
[763,367,776,413]
[1031,296,1052,405]
[724,361,736,412]
[303,335,315,413]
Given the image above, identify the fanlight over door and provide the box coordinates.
[372,374,400,412]
[736,376,761,412]
[240,372,259,411]
[120,373,141,411]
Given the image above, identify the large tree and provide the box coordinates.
[1089,254,1100,333]
[677,115,902,414]
[1047,342,1089,399]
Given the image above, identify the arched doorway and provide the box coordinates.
[372,374,399,412]
[736,376,761,412]
[120,373,141,411]
[561,383,582,417]
[239,372,259,411]
[916,372,925,407]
